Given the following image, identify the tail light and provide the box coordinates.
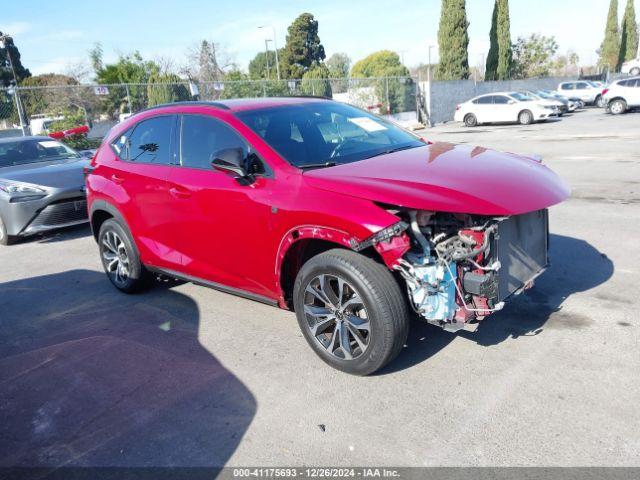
[602,88,609,96]
[455,105,461,111]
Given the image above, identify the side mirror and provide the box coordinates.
[211,147,248,178]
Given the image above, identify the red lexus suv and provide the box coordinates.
[86,97,569,375]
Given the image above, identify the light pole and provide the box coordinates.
[427,45,435,83]
[0,34,28,136]
[264,39,271,78]
[259,25,280,80]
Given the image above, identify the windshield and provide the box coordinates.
[509,92,533,102]
[0,139,80,168]
[235,102,424,168]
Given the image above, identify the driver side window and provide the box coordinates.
[179,114,266,175]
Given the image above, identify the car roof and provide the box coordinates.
[145,96,331,114]
[0,135,55,144]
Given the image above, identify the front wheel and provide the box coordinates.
[630,67,640,76]
[98,218,151,293]
[293,249,409,376]
[609,99,627,115]
[0,215,16,246]
[518,110,534,125]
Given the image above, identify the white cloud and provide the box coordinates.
[0,21,31,36]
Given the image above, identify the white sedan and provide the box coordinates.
[454,92,556,127]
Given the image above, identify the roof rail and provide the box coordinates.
[142,101,230,112]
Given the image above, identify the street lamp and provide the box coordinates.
[0,34,28,136]
[258,25,280,80]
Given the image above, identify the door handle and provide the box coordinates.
[111,174,124,185]
[169,186,191,199]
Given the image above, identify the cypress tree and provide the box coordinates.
[600,0,621,72]
[435,0,470,80]
[620,0,639,64]
[281,13,326,79]
[485,0,512,80]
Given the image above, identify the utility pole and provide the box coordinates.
[264,39,271,78]
[259,25,280,80]
[0,34,28,136]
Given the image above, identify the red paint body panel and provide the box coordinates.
[87,100,569,307]
[304,142,570,216]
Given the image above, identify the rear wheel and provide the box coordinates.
[518,110,534,125]
[98,218,150,293]
[609,99,627,115]
[596,95,605,108]
[463,113,478,127]
[0,215,16,246]
[293,249,409,376]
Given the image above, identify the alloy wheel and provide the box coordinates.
[610,100,625,115]
[303,274,370,360]
[101,230,130,286]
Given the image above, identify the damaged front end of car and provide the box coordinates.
[367,209,549,332]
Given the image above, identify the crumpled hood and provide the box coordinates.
[303,142,570,216]
[0,158,89,189]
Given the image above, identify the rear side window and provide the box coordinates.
[179,114,266,174]
[124,116,175,164]
[576,83,588,90]
[474,96,492,104]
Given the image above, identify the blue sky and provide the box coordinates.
[1,0,636,78]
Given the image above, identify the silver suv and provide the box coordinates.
[557,81,605,107]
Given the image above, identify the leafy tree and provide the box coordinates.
[485,0,512,80]
[147,72,190,107]
[19,74,78,117]
[435,0,470,80]
[511,34,559,78]
[281,13,326,78]
[94,52,160,117]
[326,53,351,78]
[219,70,263,99]
[351,50,409,78]
[620,0,639,64]
[301,63,332,97]
[248,50,281,79]
[88,42,103,77]
[350,51,411,114]
[0,32,31,87]
[600,0,621,71]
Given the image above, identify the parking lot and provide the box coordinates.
[1,108,639,468]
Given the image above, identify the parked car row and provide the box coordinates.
[454,76,640,127]
[454,89,576,127]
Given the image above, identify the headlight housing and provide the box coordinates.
[0,181,46,202]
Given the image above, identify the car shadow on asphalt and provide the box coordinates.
[379,234,615,374]
[0,269,255,476]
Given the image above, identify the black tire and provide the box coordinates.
[293,249,409,376]
[98,218,151,293]
[463,113,478,127]
[0,215,16,246]
[609,99,627,115]
[518,110,534,125]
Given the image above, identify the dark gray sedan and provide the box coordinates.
[0,136,90,245]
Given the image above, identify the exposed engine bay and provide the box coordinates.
[393,209,549,331]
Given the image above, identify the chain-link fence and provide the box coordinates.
[0,76,420,138]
